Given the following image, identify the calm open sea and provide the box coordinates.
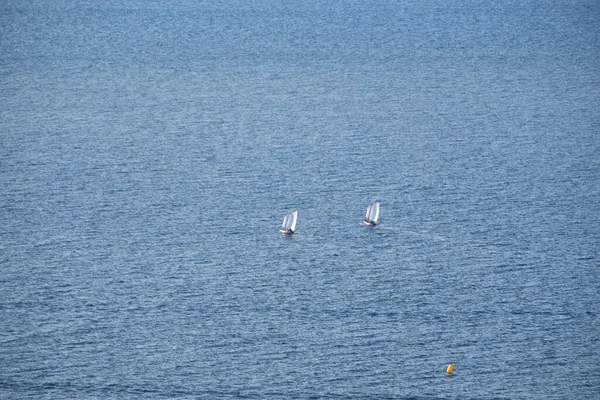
[1,0,599,398]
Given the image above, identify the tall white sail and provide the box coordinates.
[281,214,290,230]
[364,201,380,225]
[289,211,298,232]
[280,210,298,233]
[370,201,380,223]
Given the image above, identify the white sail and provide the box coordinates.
[364,201,380,225]
[289,211,298,232]
[281,214,290,230]
[370,201,380,223]
[280,210,298,233]
[365,204,372,220]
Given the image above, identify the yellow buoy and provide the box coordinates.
[446,364,454,375]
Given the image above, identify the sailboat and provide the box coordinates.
[279,210,298,234]
[363,201,380,226]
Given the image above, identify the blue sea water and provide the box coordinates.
[1,0,599,398]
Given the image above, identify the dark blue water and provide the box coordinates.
[1,1,599,398]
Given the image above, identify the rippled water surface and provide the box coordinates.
[1,1,599,398]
